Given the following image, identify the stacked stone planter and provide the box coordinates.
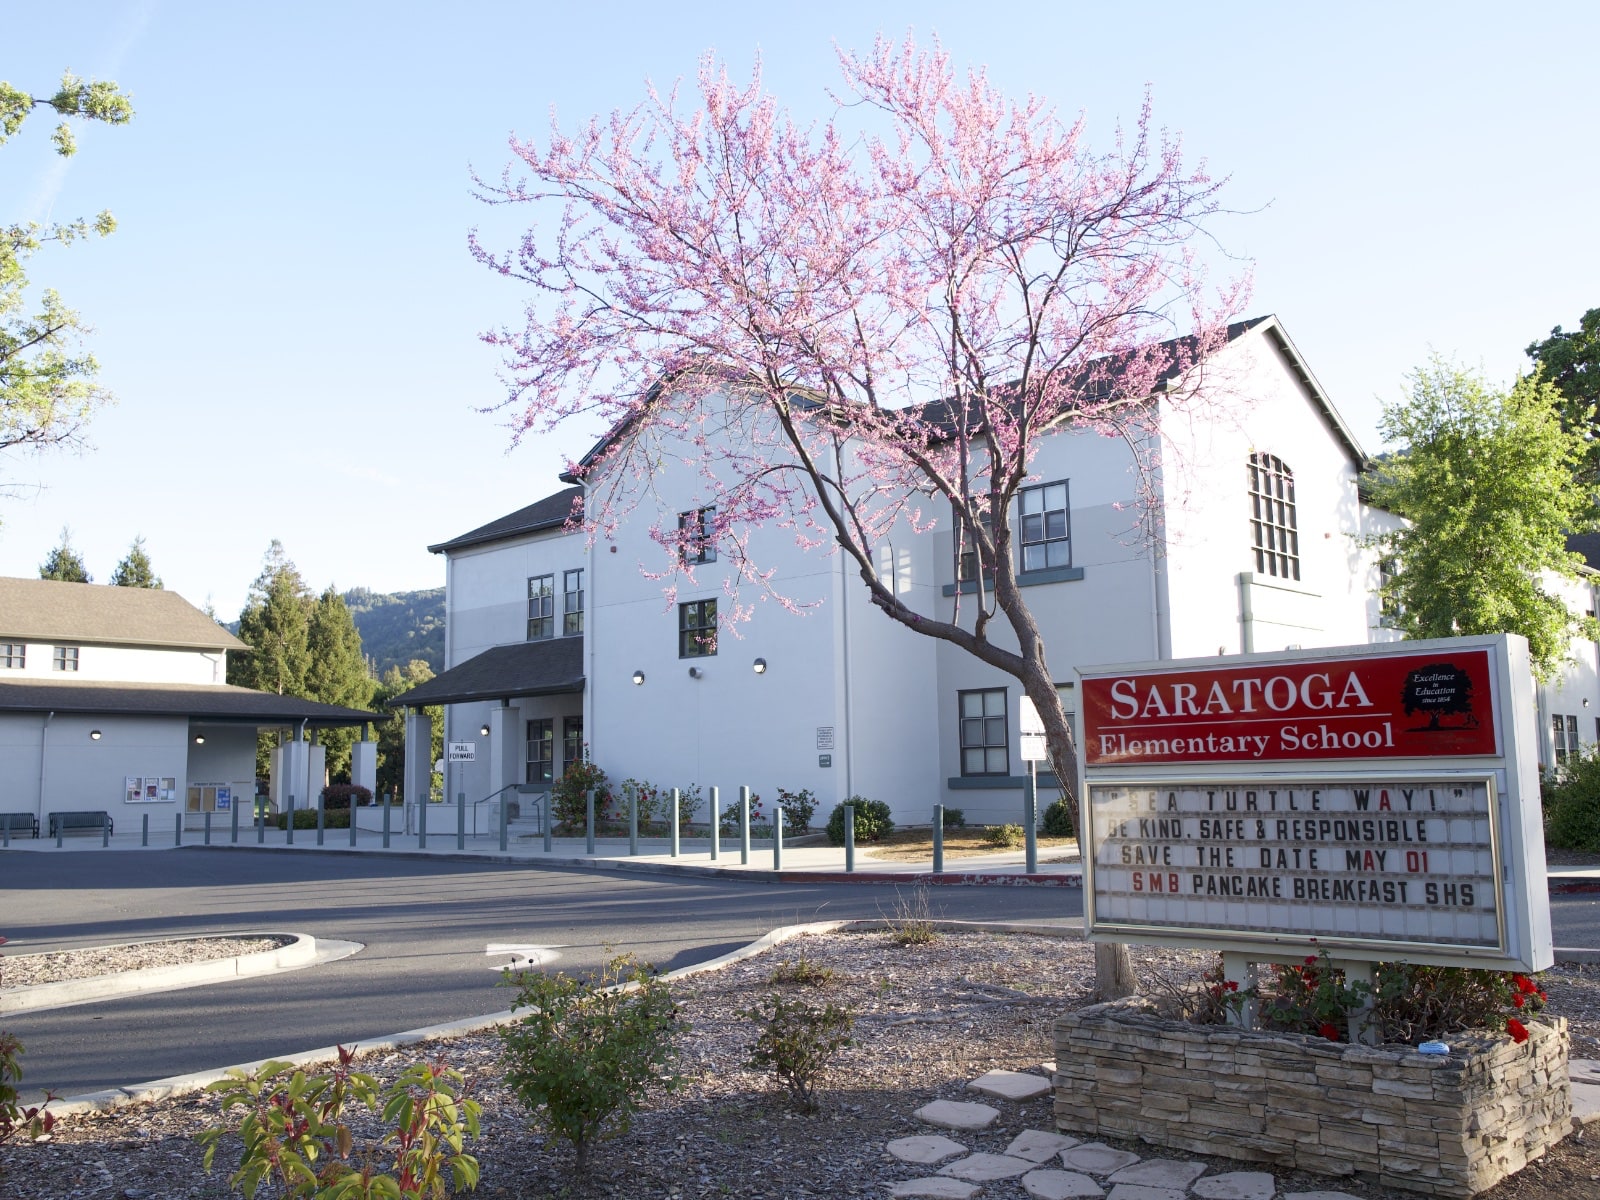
[1053,999,1570,1196]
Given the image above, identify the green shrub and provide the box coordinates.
[276,809,350,830]
[551,759,611,835]
[1,1026,55,1151]
[886,886,938,946]
[775,787,817,830]
[1544,747,1600,850]
[499,955,681,1171]
[197,1045,481,1198]
[319,784,372,811]
[940,807,966,829]
[983,823,1024,848]
[719,792,766,836]
[743,994,854,1110]
[825,797,894,845]
[1040,798,1076,838]
[768,954,835,986]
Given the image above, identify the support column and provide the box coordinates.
[489,704,520,819]
[404,708,433,828]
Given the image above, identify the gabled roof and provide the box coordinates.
[428,486,583,556]
[387,637,585,707]
[560,315,1368,477]
[0,678,378,725]
[0,577,247,651]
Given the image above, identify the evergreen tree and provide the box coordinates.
[38,525,90,581]
[1367,358,1599,681]
[229,540,312,696]
[306,585,376,782]
[108,534,161,587]
[1527,306,1600,443]
[372,659,440,801]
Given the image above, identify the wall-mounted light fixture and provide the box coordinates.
[194,735,206,745]
[480,723,491,736]
[752,657,767,674]
[688,666,703,679]
[89,729,102,740]
[632,670,645,686]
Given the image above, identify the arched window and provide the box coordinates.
[1248,452,1299,580]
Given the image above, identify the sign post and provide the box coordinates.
[1018,698,1047,873]
[1077,634,1551,977]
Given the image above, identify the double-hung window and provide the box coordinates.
[563,569,584,635]
[0,643,23,669]
[1554,714,1580,766]
[679,599,717,658]
[955,502,995,584]
[526,718,554,784]
[679,507,717,566]
[562,716,584,772]
[53,646,79,672]
[959,688,1009,777]
[527,574,555,639]
[1019,481,1071,573]
[1248,453,1299,580]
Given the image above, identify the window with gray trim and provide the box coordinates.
[1248,452,1299,580]
[679,599,717,657]
[563,568,584,635]
[678,507,717,565]
[527,574,555,639]
[1019,481,1071,572]
[959,688,1009,776]
[562,716,583,772]
[0,643,23,669]
[53,645,79,671]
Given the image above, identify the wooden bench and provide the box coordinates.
[0,812,38,838]
[48,810,112,837]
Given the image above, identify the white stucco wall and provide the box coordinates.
[0,641,224,684]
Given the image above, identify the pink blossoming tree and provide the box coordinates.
[473,37,1246,996]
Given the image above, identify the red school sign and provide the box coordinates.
[1081,648,1499,766]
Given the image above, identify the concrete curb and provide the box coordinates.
[1,934,360,1016]
[42,918,1078,1118]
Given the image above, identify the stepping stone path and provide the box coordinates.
[885,1068,1370,1200]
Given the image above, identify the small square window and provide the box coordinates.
[678,507,717,566]
[958,688,1009,776]
[53,646,79,672]
[679,599,718,658]
[0,643,24,669]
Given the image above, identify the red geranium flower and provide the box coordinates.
[1512,993,1525,1008]
[1318,1022,1341,1042]
[1507,1018,1530,1044]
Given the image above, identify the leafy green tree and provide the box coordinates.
[38,525,90,581]
[1367,359,1598,681]
[371,659,440,801]
[229,541,312,695]
[1527,306,1599,443]
[1,74,133,502]
[305,586,375,782]
[108,535,161,588]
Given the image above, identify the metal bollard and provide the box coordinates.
[144,812,151,847]
[174,812,183,846]
[628,785,638,855]
[419,796,428,848]
[499,793,510,852]
[316,794,326,846]
[670,788,680,858]
[585,788,595,855]
[255,801,263,844]
[773,805,783,870]
[2,820,7,848]
[350,797,358,847]
[231,797,240,844]
[204,811,212,846]
[456,791,466,851]
[287,794,296,845]
[844,804,855,872]
[382,793,392,848]
[739,785,751,865]
[708,786,720,861]
[102,811,110,848]
[933,804,944,874]
[543,793,552,853]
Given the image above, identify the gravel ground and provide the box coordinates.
[1,938,291,990]
[2,930,1598,1199]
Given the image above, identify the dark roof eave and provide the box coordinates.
[387,637,586,708]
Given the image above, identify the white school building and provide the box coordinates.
[393,316,1600,827]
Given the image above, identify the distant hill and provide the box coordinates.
[343,587,445,676]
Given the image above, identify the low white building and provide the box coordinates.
[0,578,379,834]
[396,316,1600,827]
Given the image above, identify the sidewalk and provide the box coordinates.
[6,817,1599,892]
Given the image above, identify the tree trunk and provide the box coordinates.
[1094,941,1138,1000]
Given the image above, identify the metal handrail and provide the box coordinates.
[471,782,546,837]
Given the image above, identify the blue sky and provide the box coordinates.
[3,2,1595,619]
